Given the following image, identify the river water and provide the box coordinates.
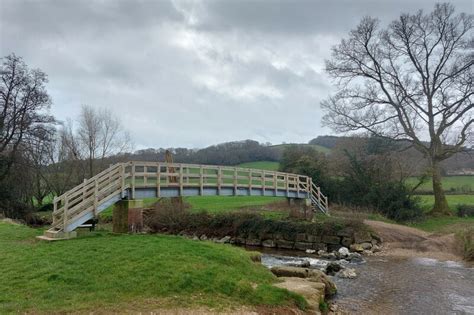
[260,251,474,314]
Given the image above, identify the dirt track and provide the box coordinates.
[364,220,461,261]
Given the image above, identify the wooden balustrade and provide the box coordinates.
[51,161,329,232]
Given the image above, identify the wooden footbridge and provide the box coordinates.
[40,161,329,239]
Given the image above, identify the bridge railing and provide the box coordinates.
[124,161,311,198]
[52,161,328,231]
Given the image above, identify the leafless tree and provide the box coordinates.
[322,4,473,215]
[0,54,54,180]
[77,105,132,178]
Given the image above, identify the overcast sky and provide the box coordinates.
[1,0,472,149]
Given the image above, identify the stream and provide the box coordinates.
[259,250,474,314]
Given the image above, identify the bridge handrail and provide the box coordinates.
[52,161,328,230]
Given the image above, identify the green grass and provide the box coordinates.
[417,194,474,209]
[238,161,280,171]
[408,176,474,193]
[0,222,305,313]
[409,216,474,233]
[270,143,331,154]
[186,196,284,213]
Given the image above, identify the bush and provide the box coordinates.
[456,204,474,218]
[145,204,368,240]
[337,153,423,222]
[456,227,474,261]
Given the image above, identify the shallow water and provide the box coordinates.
[261,253,474,314]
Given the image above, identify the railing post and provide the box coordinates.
[273,173,277,196]
[93,178,98,217]
[63,194,69,232]
[248,170,252,196]
[179,164,183,196]
[261,171,265,196]
[233,168,237,196]
[200,166,203,196]
[131,162,136,199]
[121,163,125,197]
[157,163,161,198]
[217,166,222,195]
[144,165,148,186]
[285,174,289,197]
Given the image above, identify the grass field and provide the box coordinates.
[238,161,280,171]
[0,222,305,313]
[417,194,474,209]
[408,176,473,193]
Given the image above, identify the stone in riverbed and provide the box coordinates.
[350,243,364,253]
[361,242,373,250]
[341,237,353,247]
[372,244,381,252]
[347,252,363,263]
[273,277,325,310]
[337,268,357,279]
[199,234,208,241]
[325,262,343,275]
[306,249,316,254]
[338,247,350,257]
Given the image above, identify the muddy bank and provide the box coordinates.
[364,220,462,262]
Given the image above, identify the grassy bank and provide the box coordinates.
[0,222,305,313]
[417,194,474,209]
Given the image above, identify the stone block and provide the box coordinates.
[296,233,307,242]
[276,240,295,249]
[354,231,372,243]
[295,242,313,251]
[306,234,321,243]
[262,239,276,248]
[341,237,353,247]
[246,239,261,246]
[322,235,341,245]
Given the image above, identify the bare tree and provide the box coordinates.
[322,4,473,215]
[0,54,54,180]
[77,105,132,178]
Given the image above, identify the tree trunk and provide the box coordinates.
[430,159,450,216]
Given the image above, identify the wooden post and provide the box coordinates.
[63,194,69,231]
[131,162,136,199]
[285,175,289,197]
[120,164,125,197]
[144,165,148,186]
[199,166,203,196]
[93,179,98,217]
[179,164,183,196]
[233,168,237,196]
[274,174,277,196]
[248,170,252,196]
[217,166,222,195]
[262,171,265,196]
[157,163,161,198]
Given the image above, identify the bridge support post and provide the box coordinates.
[113,200,144,233]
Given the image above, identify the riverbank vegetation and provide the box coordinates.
[0,221,306,313]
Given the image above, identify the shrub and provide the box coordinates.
[456,204,474,218]
[145,205,368,240]
[456,227,474,261]
[337,153,423,222]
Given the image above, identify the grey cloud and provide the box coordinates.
[1,0,472,148]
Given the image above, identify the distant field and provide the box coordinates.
[417,194,474,209]
[186,195,284,213]
[408,176,473,193]
[238,161,280,171]
[270,143,331,154]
